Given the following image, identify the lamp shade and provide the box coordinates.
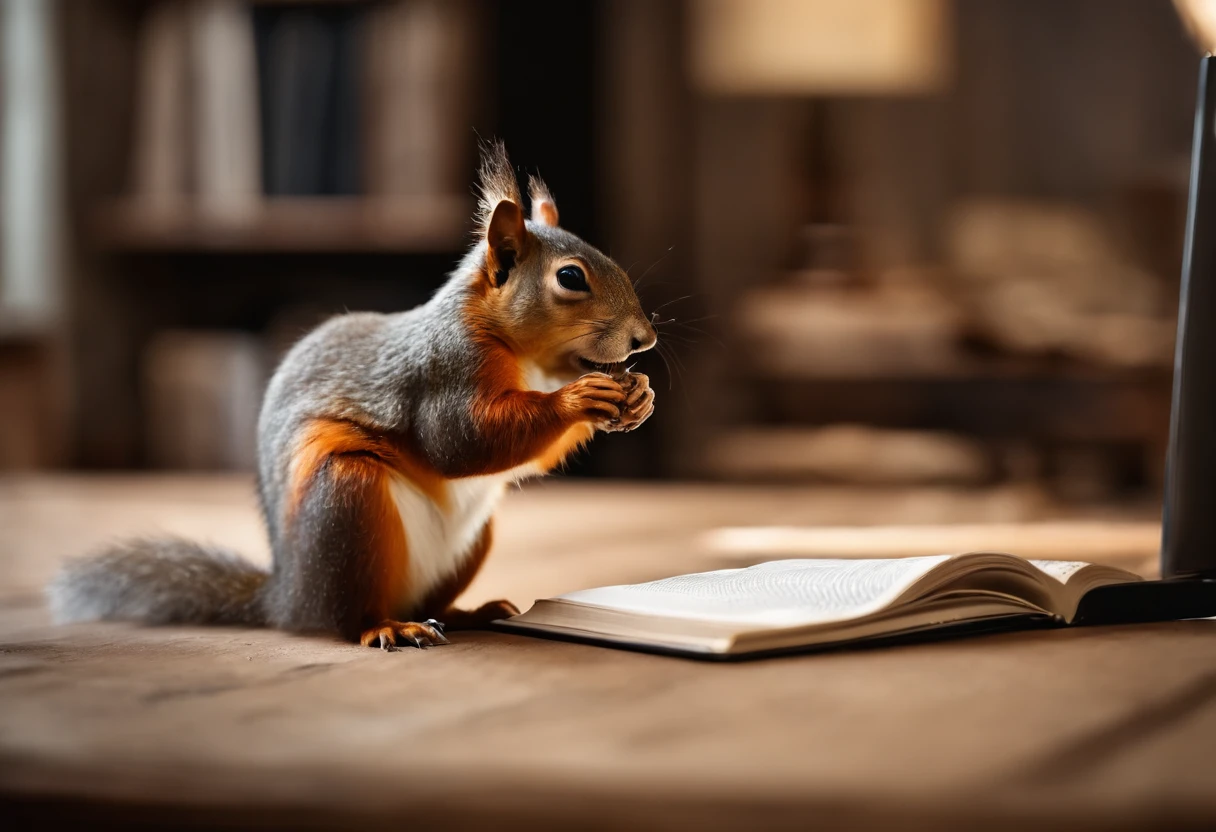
[1175,0,1216,51]
[688,0,951,95]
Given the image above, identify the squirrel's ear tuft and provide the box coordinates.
[476,139,523,235]
[486,199,526,287]
[528,175,559,227]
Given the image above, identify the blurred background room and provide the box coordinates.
[0,0,1204,540]
[6,4,1216,828]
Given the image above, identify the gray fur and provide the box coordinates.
[47,538,267,626]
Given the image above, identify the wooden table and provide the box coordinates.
[1,476,1212,831]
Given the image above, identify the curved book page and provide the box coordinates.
[557,557,956,627]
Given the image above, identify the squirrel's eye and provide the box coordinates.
[556,265,590,293]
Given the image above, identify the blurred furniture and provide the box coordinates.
[0,319,63,469]
[1,475,1211,831]
[689,0,1191,500]
[142,330,265,469]
[42,0,1198,491]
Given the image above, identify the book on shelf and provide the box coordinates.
[364,0,475,199]
[123,0,479,233]
[131,0,190,203]
[190,0,261,218]
[253,4,363,196]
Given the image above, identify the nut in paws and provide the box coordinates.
[607,372,654,433]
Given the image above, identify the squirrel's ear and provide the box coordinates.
[476,139,523,231]
[528,175,559,227]
[486,199,527,287]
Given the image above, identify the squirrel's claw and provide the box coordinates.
[360,620,450,650]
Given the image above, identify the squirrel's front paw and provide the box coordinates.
[560,372,626,428]
[605,372,655,433]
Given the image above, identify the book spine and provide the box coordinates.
[256,7,333,196]
[1,0,64,323]
[364,0,474,198]
[190,0,262,219]
[131,1,190,205]
[328,9,364,196]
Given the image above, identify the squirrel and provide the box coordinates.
[47,142,657,650]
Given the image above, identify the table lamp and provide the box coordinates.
[687,0,949,261]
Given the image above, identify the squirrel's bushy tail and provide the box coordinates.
[47,538,268,628]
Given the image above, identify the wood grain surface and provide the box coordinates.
[0,476,1211,831]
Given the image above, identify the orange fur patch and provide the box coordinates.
[431,323,586,476]
[535,422,596,472]
[289,419,447,516]
[533,198,559,227]
[470,333,525,396]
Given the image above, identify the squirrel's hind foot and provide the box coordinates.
[360,619,449,651]
[440,599,521,630]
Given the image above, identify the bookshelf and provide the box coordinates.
[94,196,473,254]
[113,1,377,6]
[58,0,489,468]
[105,0,478,254]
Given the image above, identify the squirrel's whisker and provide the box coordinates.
[658,333,697,347]
[661,320,725,349]
[632,246,675,291]
[654,342,675,390]
[667,314,718,326]
[655,339,689,390]
[649,294,695,316]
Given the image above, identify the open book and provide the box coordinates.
[497,555,1142,658]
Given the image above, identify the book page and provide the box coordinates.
[1027,560,1091,583]
[557,557,954,627]
[1025,558,1143,621]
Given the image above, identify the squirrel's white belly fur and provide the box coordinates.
[385,473,514,610]
[385,363,562,609]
